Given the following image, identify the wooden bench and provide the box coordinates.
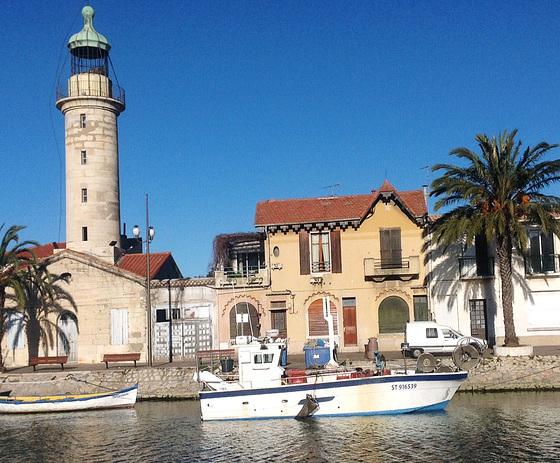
[102,353,141,368]
[29,356,68,371]
[196,349,235,369]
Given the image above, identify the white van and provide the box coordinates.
[405,321,487,358]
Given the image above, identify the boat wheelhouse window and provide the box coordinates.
[426,328,438,338]
[254,353,274,364]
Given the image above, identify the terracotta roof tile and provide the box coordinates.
[255,195,373,226]
[397,190,428,216]
[378,179,396,192]
[118,252,173,278]
[255,183,427,227]
[19,242,66,260]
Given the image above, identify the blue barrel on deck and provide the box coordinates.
[280,347,288,366]
[303,346,330,368]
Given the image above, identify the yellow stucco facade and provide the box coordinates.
[216,189,429,354]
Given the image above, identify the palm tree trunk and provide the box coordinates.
[496,235,520,347]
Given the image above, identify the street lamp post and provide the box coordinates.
[133,194,155,367]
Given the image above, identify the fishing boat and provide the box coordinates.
[0,384,138,414]
[195,297,472,421]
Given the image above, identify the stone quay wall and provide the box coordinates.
[1,367,200,400]
[459,355,560,392]
[1,355,559,399]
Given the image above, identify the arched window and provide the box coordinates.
[308,299,339,337]
[378,296,409,333]
[229,302,260,339]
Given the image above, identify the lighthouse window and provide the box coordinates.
[80,114,86,128]
[82,227,88,241]
[81,188,88,203]
[81,150,87,165]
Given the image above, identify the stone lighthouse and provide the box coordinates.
[56,6,125,262]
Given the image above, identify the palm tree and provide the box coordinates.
[0,224,39,369]
[430,129,560,347]
[18,263,76,360]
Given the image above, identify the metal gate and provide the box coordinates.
[154,319,212,361]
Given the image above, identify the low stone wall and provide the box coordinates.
[1,355,559,399]
[459,355,560,392]
[0,366,200,399]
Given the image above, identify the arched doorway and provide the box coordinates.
[58,312,78,362]
[229,302,260,340]
[378,296,409,333]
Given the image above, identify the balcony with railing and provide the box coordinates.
[364,255,420,282]
[524,254,560,276]
[458,257,495,279]
[215,265,268,287]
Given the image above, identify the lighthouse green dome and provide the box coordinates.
[68,6,111,56]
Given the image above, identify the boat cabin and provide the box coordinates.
[238,342,285,388]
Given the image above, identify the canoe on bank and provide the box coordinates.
[0,384,138,414]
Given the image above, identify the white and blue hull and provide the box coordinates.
[199,371,467,421]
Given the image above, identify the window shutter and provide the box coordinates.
[7,313,24,350]
[380,228,402,267]
[331,230,342,273]
[299,231,310,275]
[111,308,129,345]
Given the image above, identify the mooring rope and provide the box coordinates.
[66,375,121,392]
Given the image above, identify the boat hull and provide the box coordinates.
[199,372,467,421]
[0,384,138,414]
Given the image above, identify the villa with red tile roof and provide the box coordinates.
[214,180,431,353]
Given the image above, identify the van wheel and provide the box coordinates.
[411,348,423,358]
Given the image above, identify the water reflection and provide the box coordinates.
[1,392,559,462]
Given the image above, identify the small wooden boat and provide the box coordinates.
[0,384,138,414]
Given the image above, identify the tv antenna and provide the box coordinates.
[324,183,341,196]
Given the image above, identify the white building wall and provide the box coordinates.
[429,233,560,347]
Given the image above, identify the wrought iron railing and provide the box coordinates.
[524,254,560,275]
[56,83,126,106]
[311,261,331,273]
[364,256,419,278]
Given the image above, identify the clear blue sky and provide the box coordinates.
[3,1,560,277]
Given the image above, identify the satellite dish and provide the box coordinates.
[452,344,480,371]
[417,353,437,372]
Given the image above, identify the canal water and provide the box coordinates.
[1,392,558,462]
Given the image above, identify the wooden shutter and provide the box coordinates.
[110,308,129,345]
[475,233,490,275]
[331,230,342,273]
[380,228,402,268]
[7,313,24,350]
[308,299,339,337]
[299,231,310,275]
